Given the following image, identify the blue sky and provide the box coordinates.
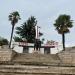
[0,0,75,46]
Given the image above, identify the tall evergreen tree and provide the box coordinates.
[54,14,73,51]
[8,11,20,48]
[15,16,43,43]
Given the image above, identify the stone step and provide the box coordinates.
[12,53,60,65]
[0,73,55,75]
[0,65,75,75]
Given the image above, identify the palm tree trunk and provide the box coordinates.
[62,33,65,51]
[9,25,14,48]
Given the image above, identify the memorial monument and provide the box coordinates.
[34,25,41,53]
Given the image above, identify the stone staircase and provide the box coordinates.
[0,52,61,75]
[13,53,60,66]
[1,47,75,75]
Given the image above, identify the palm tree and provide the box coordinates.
[54,14,73,51]
[9,11,20,48]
